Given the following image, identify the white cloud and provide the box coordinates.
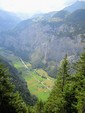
[0,0,65,14]
[64,0,78,6]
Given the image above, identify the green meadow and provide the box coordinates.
[0,48,54,101]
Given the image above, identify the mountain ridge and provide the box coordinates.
[0,9,21,31]
[64,0,85,12]
[0,54,36,105]
[0,1,85,77]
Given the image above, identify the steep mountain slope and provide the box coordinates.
[66,9,85,22]
[0,55,36,105]
[52,10,69,19]
[0,1,85,77]
[0,10,21,31]
[64,1,85,12]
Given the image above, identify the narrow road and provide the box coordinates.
[34,77,40,83]
[19,57,51,90]
[41,82,51,90]
[19,57,28,69]
[34,77,51,90]
[47,78,50,80]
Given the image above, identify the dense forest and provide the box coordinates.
[0,1,85,113]
[0,51,85,113]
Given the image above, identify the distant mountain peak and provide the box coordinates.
[64,0,85,12]
[0,9,21,31]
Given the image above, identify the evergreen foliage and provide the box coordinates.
[44,55,70,113]
[44,53,85,113]
[0,64,28,113]
[33,100,44,113]
[0,52,85,113]
[73,52,85,113]
[0,56,36,105]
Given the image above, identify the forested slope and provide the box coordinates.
[0,56,36,105]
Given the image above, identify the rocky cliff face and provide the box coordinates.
[0,2,85,77]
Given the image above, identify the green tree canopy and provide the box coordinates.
[0,64,28,113]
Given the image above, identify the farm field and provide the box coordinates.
[0,47,54,100]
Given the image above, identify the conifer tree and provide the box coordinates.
[64,52,85,113]
[45,55,70,113]
[0,64,28,113]
[34,100,44,113]
[73,52,85,113]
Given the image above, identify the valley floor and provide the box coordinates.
[0,47,54,100]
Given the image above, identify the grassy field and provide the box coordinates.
[0,47,54,101]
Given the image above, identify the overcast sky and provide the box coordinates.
[0,0,82,14]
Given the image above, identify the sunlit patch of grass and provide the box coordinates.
[0,48,54,101]
[25,62,32,68]
[35,68,48,77]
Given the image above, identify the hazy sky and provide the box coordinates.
[0,0,80,14]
